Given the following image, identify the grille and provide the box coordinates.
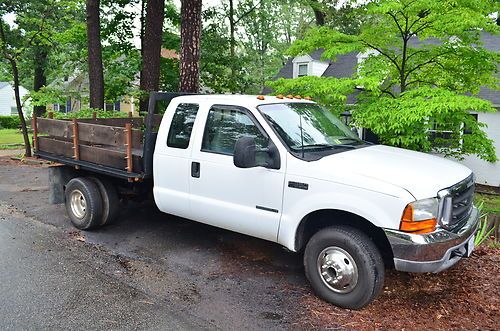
[448,175,475,230]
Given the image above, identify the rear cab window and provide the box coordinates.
[167,103,199,149]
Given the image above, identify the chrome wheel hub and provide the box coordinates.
[70,190,87,219]
[317,247,358,293]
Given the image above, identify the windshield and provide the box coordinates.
[258,103,362,154]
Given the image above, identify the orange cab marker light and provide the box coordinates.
[257,95,265,100]
[294,95,302,99]
[286,95,294,99]
[304,96,312,100]
[276,94,284,99]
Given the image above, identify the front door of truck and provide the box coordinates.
[189,105,285,242]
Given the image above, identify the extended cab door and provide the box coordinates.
[188,104,286,242]
[153,102,200,217]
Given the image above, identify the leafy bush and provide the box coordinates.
[0,115,21,129]
[474,202,497,247]
[47,108,130,119]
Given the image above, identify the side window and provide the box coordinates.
[202,107,268,155]
[167,103,199,149]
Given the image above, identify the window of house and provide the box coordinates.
[298,63,308,77]
[201,107,268,155]
[167,103,199,149]
[105,102,121,111]
[53,103,66,113]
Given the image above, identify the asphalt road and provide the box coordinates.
[0,204,207,330]
[0,162,308,330]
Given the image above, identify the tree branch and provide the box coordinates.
[404,50,452,80]
[361,41,402,72]
[387,11,405,39]
[234,0,263,25]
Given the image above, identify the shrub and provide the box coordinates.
[0,115,21,129]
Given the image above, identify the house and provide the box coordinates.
[0,82,30,116]
[46,73,137,115]
[266,33,500,188]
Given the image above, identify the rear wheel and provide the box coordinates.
[65,177,103,230]
[89,177,119,226]
[304,226,384,309]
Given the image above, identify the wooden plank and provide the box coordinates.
[77,122,142,147]
[37,118,73,140]
[38,118,142,148]
[37,137,73,158]
[73,117,144,128]
[37,137,142,171]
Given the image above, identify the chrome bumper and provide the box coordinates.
[384,206,479,273]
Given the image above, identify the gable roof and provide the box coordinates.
[267,32,499,105]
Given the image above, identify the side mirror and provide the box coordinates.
[234,136,281,170]
[234,136,257,168]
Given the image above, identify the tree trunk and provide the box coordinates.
[180,0,202,93]
[139,0,165,113]
[33,45,48,117]
[310,0,325,26]
[229,0,236,87]
[10,59,31,157]
[86,0,104,110]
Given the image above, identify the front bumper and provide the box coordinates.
[384,206,479,273]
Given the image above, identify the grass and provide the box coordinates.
[0,128,25,149]
[475,193,500,216]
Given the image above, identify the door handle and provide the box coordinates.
[191,162,200,178]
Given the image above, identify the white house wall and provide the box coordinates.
[0,84,29,116]
[460,111,500,187]
[292,55,329,78]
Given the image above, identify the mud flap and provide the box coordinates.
[48,165,78,204]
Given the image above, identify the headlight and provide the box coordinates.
[400,198,438,234]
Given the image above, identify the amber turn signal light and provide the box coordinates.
[399,204,437,234]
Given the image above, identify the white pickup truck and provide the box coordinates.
[37,93,479,309]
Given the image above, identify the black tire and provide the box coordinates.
[64,177,103,230]
[304,226,384,309]
[89,177,119,226]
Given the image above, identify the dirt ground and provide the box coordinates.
[0,156,499,330]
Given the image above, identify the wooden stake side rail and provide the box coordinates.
[35,117,145,179]
[37,118,142,148]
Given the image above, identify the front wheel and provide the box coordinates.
[304,226,384,309]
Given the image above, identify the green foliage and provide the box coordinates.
[269,0,499,161]
[48,108,129,119]
[475,202,496,246]
[476,193,500,215]
[0,116,21,129]
[28,86,67,107]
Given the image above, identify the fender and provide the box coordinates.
[277,180,413,251]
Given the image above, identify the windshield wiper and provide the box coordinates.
[301,143,356,150]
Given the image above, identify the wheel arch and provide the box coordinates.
[294,209,394,267]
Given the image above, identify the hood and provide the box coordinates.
[310,145,472,200]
